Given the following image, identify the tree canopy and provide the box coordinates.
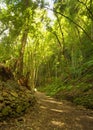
[0,0,93,92]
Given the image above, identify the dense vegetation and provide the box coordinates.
[0,0,93,114]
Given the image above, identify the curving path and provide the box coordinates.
[0,91,93,130]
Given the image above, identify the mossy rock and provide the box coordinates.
[0,79,36,121]
[0,103,4,111]
[0,65,36,121]
[16,105,23,113]
[0,95,4,101]
[2,91,8,97]
[2,106,11,116]
[10,91,18,97]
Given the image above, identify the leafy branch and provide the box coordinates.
[77,0,93,20]
[45,7,93,42]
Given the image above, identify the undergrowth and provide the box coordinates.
[38,79,93,109]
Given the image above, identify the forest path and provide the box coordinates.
[0,91,93,130]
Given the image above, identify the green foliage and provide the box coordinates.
[73,94,93,109]
[39,81,93,109]
[38,78,73,96]
[0,0,93,109]
[2,106,11,116]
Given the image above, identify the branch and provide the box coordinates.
[55,14,64,44]
[77,0,93,20]
[0,27,8,35]
[45,7,93,42]
[53,32,63,52]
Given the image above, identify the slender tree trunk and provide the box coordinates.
[18,31,28,77]
[17,0,30,78]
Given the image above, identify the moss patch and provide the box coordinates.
[0,80,36,121]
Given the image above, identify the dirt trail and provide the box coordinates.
[0,91,93,130]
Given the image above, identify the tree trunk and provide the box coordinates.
[18,31,28,77]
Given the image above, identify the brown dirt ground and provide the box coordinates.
[0,91,93,130]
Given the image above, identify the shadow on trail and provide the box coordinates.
[0,91,93,130]
[35,91,93,130]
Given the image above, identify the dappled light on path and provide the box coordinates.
[35,92,93,130]
[50,108,64,113]
[40,105,47,109]
[41,99,63,105]
[51,120,65,127]
[0,91,93,130]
